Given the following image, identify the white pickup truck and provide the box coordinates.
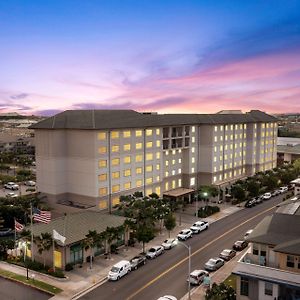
[190,221,209,234]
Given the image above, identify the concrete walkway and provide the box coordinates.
[0,202,245,300]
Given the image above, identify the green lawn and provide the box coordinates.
[0,269,62,295]
[223,274,237,290]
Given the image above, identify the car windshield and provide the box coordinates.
[164,239,171,243]
[236,241,242,246]
[111,267,120,273]
[190,275,198,280]
[148,248,155,252]
[207,259,216,265]
[221,250,230,255]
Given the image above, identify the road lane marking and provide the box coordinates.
[126,204,277,300]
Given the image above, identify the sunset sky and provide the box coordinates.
[0,0,300,116]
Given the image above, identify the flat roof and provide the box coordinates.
[163,188,195,197]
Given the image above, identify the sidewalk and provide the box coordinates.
[0,202,245,300]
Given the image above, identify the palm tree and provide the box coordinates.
[105,227,120,259]
[34,232,52,267]
[81,230,101,269]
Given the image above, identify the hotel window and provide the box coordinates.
[178,149,182,153]
[172,150,176,155]
[124,156,131,164]
[225,125,228,130]
[156,176,160,182]
[178,168,182,174]
[146,141,153,148]
[99,187,107,196]
[135,130,142,137]
[172,159,175,165]
[191,167,195,173]
[230,134,233,140]
[191,126,195,133]
[146,153,153,161]
[156,128,160,135]
[155,186,161,195]
[235,124,238,130]
[136,167,142,174]
[112,145,119,152]
[156,152,160,159]
[165,160,169,166]
[224,164,227,169]
[172,170,175,176]
[214,136,218,142]
[219,165,223,171]
[240,277,249,296]
[123,131,131,138]
[214,166,217,172]
[112,158,120,166]
[178,158,182,163]
[225,145,228,150]
[178,179,182,187]
[156,164,160,170]
[136,179,142,187]
[156,140,161,147]
[190,177,195,186]
[265,283,273,296]
[146,177,153,184]
[98,160,107,168]
[136,142,142,150]
[214,156,217,162]
[224,154,228,160]
[111,131,119,139]
[112,184,120,193]
[112,197,120,206]
[230,144,233,150]
[146,165,153,172]
[165,171,169,177]
[191,157,195,163]
[220,145,223,151]
[165,150,169,155]
[224,173,227,179]
[213,176,217,183]
[235,134,238,139]
[98,174,107,181]
[146,129,153,136]
[192,136,195,143]
[124,144,131,151]
[124,169,131,177]
[225,135,228,141]
[146,188,152,196]
[219,155,223,161]
[112,171,120,179]
[287,255,295,268]
[219,174,222,180]
[98,146,107,154]
[165,182,169,190]
[98,132,106,140]
[214,126,218,132]
[124,182,131,190]
[230,125,233,130]
[240,124,243,130]
[191,147,195,153]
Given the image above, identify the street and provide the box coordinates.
[80,195,284,300]
[0,277,50,300]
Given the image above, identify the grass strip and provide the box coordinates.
[0,268,62,295]
[223,274,237,290]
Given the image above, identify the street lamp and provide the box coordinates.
[178,241,191,300]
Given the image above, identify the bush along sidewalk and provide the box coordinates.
[0,268,62,295]
[196,206,220,218]
[7,257,65,278]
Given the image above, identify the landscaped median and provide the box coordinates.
[0,268,62,295]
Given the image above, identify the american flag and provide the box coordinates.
[15,220,24,232]
[33,208,51,224]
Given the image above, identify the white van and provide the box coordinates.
[279,186,288,193]
[108,260,131,281]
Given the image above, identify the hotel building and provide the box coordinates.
[31,109,277,210]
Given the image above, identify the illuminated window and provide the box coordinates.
[214,136,218,142]
[146,153,153,161]
[220,145,223,151]
[98,132,106,140]
[155,186,161,195]
[123,131,131,138]
[214,166,217,172]
[190,177,195,186]
[214,146,217,153]
[165,171,169,177]
[156,140,161,147]
[230,144,233,150]
[213,176,217,183]
[191,167,195,173]
[172,159,175,165]
[191,147,195,153]
[156,176,160,182]
[165,182,169,190]
[219,174,222,180]
[98,174,107,181]
[225,154,228,160]
[240,124,243,130]
[225,125,228,130]
[124,156,131,164]
[112,145,119,152]
[156,152,160,159]
[230,125,233,130]
[136,167,142,174]
[146,129,153,136]
[136,130,142,137]
[156,164,160,170]
[219,165,223,171]
[99,187,107,196]
[214,126,218,132]
[124,144,131,151]
[135,154,143,162]
[146,141,153,148]
[111,131,119,139]
[98,160,107,168]
[225,135,228,141]
[136,180,142,187]
[112,171,120,179]
[156,128,160,135]
[136,142,142,150]
[124,169,131,177]
[230,134,233,140]
[178,168,182,174]
[178,179,182,187]
[225,145,228,150]
[124,182,131,190]
[172,150,176,155]
[146,177,153,184]
[112,184,120,193]
[179,149,182,153]
[179,158,182,163]
[165,160,169,166]
[192,126,195,133]
[166,151,169,155]
[98,146,107,154]
[112,158,120,166]
[219,155,223,161]
[112,197,120,206]
[172,170,175,176]
[191,157,195,163]
[146,188,152,196]
[192,137,195,143]
[146,165,153,172]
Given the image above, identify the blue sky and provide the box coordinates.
[0,0,300,115]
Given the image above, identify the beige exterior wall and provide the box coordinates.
[278,253,300,273]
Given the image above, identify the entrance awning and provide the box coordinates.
[163,188,195,198]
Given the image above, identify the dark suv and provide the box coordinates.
[130,255,146,270]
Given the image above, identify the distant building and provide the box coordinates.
[277,137,300,164]
[31,109,277,210]
[0,134,35,155]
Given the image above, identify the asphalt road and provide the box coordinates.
[0,277,50,300]
[80,195,285,300]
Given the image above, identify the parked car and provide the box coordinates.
[146,246,164,259]
[219,249,236,261]
[4,182,19,190]
[204,257,224,271]
[190,221,209,234]
[24,180,36,187]
[271,190,281,197]
[130,255,146,270]
[279,186,288,193]
[263,192,272,200]
[245,198,256,208]
[187,270,209,285]
[157,296,177,300]
[6,192,18,198]
[177,229,193,241]
[255,196,263,204]
[162,238,177,250]
[233,240,248,251]
[244,229,253,239]
[108,260,131,281]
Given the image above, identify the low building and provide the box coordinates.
[277,137,300,164]
[0,134,35,154]
[233,211,300,300]
[23,211,126,270]
[290,178,300,196]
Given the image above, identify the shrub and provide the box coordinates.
[197,206,220,218]
[65,263,74,271]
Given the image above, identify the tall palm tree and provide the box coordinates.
[81,230,101,269]
[34,232,52,267]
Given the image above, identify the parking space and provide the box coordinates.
[0,184,36,198]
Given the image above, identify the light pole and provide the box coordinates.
[178,241,191,300]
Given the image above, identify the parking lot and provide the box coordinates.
[0,183,36,198]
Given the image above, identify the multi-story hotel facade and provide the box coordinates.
[31,109,277,210]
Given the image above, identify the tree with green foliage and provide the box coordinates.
[231,185,246,203]
[205,282,236,300]
[34,232,53,267]
[246,180,260,197]
[136,225,155,254]
[293,159,300,174]
[81,230,102,269]
[164,213,176,238]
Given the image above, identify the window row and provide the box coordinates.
[98,128,161,140]
[98,141,161,153]
[98,154,161,167]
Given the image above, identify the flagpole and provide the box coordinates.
[14,218,16,249]
[53,236,56,272]
[30,203,34,261]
